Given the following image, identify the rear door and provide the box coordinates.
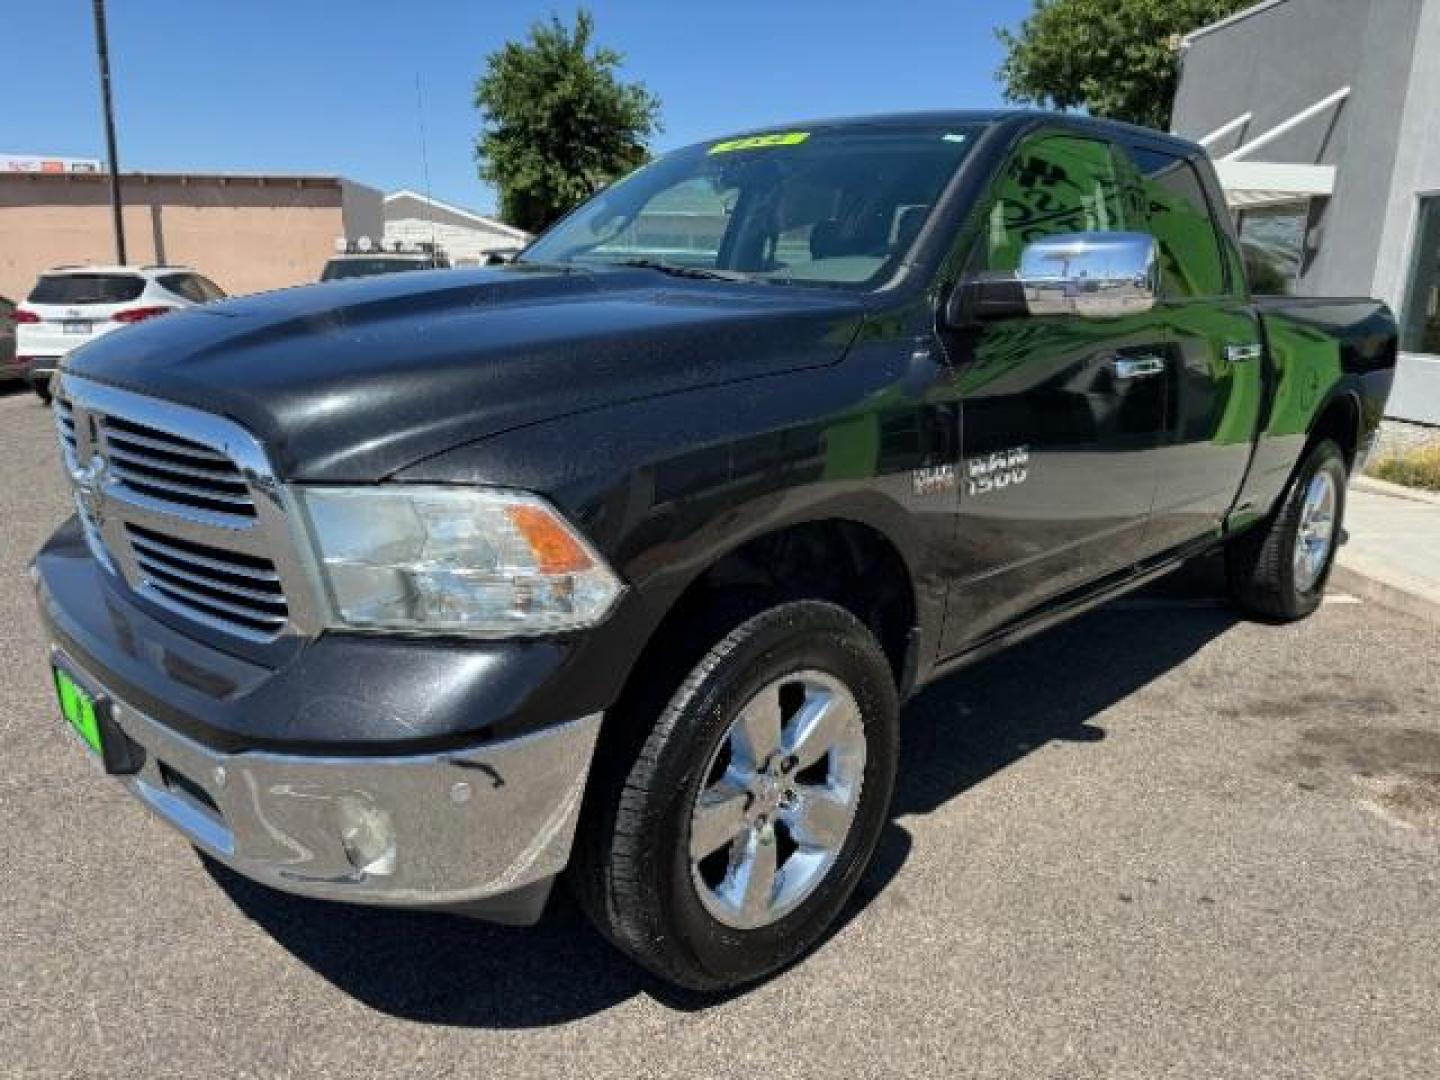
[941,130,1169,652]
[1121,145,1266,554]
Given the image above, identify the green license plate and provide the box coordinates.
[54,666,103,755]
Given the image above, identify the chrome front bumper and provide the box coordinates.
[57,647,602,916]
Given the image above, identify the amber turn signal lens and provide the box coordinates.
[505,504,595,575]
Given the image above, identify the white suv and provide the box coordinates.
[13,266,226,401]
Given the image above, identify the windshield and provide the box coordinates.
[521,122,985,288]
[321,258,431,281]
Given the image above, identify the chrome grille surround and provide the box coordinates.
[52,374,320,644]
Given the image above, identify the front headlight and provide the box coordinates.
[297,486,623,636]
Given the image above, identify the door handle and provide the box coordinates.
[1226,343,1264,363]
[1111,355,1166,380]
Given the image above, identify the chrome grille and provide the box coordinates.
[51,376,312,645]
[127,524,288,636]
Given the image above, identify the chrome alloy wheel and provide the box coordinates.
[1294,469,1338,592]
[688,670,867,930]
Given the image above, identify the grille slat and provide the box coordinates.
[107,443,243,482]
[99,415,257,521]
[102,416,231,462]
[129,531,281,584]
[110,461,256,509]
[146,579,287,634]
[137,556,288,610]
[54,399,78,458]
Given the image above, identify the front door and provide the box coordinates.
[1123,145,1267,554]
[940,132,1168,654]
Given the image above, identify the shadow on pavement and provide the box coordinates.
[208,558,1238,1027]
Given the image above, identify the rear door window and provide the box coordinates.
[28,274,145,305]
[1126,148,1228,298]
[159,273,225,303]
[191,275,226,301]
[159,274,201,302]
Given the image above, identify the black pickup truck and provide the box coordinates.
[34,111,1395,991]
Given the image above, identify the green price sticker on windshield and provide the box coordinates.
[708,131,810,155]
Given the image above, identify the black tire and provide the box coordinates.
[1226,438,1348,621]
[570,600,899,992]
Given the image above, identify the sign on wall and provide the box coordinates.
[1,154,102,174]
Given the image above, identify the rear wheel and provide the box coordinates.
[1226,438,1347,620]
[570,600,898,991]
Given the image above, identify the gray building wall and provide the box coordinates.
[1373,0,1440,310]
[1374,0,1440,424]
[1172,0,1424,301]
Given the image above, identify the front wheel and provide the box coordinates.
[1226,438,1347,621]
[570,601,899,991]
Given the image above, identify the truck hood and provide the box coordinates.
[64,265,868,481]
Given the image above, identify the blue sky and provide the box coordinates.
[4,0,1034,217]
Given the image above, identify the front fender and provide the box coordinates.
[397,353,956,715]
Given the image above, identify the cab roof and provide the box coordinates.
[704,109,1205,159]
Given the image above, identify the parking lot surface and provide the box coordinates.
[2,387,1437,1079]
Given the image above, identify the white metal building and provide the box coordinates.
[382,190,530,266]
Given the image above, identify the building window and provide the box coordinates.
[1401,196,1440,356]
[1236,202,1309,295]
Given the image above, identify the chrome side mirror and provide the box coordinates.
[1017,231,1159,318]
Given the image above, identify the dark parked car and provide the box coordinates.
[34,111,1395,992]
[320,251,449,281]
[0,295,19,383]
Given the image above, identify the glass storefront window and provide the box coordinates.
[1400,196,1440,356]
[1237,202,1309,295]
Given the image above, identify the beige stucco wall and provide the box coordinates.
[0,174,379,300]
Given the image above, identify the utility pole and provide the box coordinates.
[91,0,126,264]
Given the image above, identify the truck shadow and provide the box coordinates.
[206,559,1238,1028]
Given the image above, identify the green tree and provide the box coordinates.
[997,0,1255,130]
[474,9,661,234]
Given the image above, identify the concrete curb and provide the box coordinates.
[1352,474,1440,508]
[1332,555,1440,627]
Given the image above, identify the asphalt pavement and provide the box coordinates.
[1,386,1438,1079]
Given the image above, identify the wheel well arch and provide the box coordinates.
[1307,390,1363,470]
[612,518,920,724]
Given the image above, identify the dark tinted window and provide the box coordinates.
[160,274,203,302]
[1237,204,1307,296]
[321,257,430,281]
[1400,196,1440,355]
[978,134,1133,273]
[1127,148,1227,297]
[28,273,145,304]
[192,275,226,301]
[159,273,226,303]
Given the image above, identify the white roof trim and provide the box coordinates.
[1195,112,1252,148]
[383,189,531,239]
[1222,87,1351,161]
[1214,160,1336,208]
[1180,0,1289,48]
